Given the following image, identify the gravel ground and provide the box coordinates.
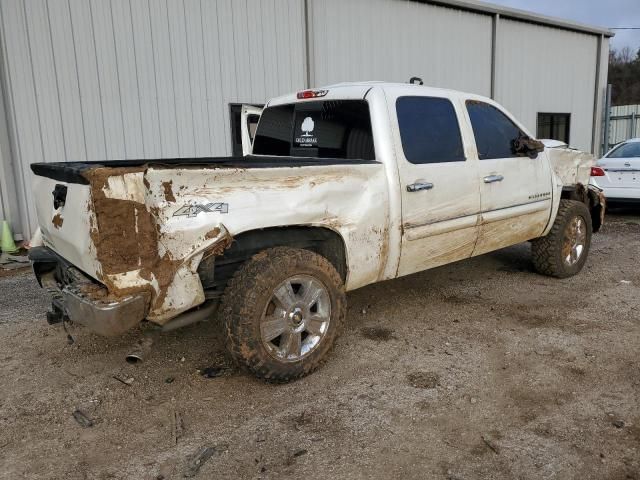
[0,210,639,480]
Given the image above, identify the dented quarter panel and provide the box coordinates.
[543,147,597,236]
[145,163,389,292]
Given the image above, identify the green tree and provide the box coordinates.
[608,46,640,106]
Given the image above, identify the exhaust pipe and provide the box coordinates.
[126,335,154,364]
[160,302,217,332]
[124,302,217,363]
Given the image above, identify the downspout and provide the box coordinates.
[490,13,499,99]
[603,84,612,153]
[591,34,603,154]
[303,0,312,89]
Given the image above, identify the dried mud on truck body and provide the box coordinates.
[83,166,232,323]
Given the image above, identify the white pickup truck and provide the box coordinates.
[29,82,605,381]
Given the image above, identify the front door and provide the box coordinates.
[386,89,481,277]
[463,100,553,256]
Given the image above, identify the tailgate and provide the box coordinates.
[32,173,102,281]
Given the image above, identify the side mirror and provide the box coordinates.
[512,136,545,159]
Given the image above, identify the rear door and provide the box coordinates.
[386,88,481,276]
[464,100,553,256]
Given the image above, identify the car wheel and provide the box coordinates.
[531,199,592,278]
[221,247,346,382]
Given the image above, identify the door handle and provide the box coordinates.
[483,174,504,184]
[407,182,434,192]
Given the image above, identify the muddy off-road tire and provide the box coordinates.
[531,200,592,278]
[221,247,346,382]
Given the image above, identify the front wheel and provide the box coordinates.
[221,247,346,382]
[531,200,592,278]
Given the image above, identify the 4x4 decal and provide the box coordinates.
[173,203,229,218]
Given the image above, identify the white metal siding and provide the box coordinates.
[0,0,306,238]
[0,0,608,240]
[495,19,598,152]
[308,0,493,96]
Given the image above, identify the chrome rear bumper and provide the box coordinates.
[29,246,148,336]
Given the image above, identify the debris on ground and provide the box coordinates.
[172,410,184,445]
[481,434,500,454]
[113,374,134,386]
[286,448,309,466]
[0,252,29,271]
[360,326,395,341]
[199,366,230,378]
[72,410,94,428]
[293,448,307,457]
[407,372,440,389]
[184,443,228,477]
[612,420,625,428]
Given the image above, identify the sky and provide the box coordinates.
[487,0,640,53]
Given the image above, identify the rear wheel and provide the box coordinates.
[531,200,592,278]
[221,247,346,382]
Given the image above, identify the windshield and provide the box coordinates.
[252,100,375,160]
[607,142,640,158]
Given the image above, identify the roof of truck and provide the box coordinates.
[267,82,479,107]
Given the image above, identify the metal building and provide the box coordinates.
[0,0,612,240]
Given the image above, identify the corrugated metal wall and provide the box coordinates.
[308,0,493,96]
[0,0,306,239]
[0,0,607,240]
[609,104,640,147]
[495,19,599,153]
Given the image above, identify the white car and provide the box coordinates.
[590,138,640,203]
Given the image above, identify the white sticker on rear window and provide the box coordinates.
[295,116,317,147]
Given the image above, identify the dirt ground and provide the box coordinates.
[1,209,639,480]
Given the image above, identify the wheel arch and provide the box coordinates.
[198,225,348,294]
[560,183,605,233]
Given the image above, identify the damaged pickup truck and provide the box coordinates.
[29,82,605,381]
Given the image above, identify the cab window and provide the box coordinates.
[466,101,523,160]
[396,96,465,164]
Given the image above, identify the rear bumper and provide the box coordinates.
[589,180,640,201]
[29,246,149,336]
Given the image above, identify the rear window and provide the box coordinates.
[607,142,640,158]
[252,100,375,160]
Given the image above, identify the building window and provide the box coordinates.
[537,113,571,144]
[229,104,263,157]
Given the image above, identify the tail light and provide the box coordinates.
[590,166,606,177]
[296,89,328,99]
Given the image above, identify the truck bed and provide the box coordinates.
[30,155,378,184]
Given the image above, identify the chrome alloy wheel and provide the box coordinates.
[563,216,587,266]
[260,275,331,362]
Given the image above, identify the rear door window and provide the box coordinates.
[396,96,465,164]
[252,100,375,160]
[466,101,524,160]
